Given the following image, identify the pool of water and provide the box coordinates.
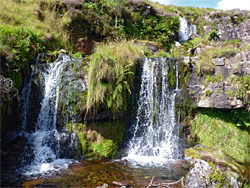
[20,159,190,187]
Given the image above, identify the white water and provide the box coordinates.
[20,54,76,175]
[124,58,181,166]
[179,17,197,42]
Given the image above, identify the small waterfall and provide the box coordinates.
[19,54,77,175]
[179,17,197,42]
[125,58,181,165]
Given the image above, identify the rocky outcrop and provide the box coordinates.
[203,9,250,43]
[187,49,250,109]
[185,145,249,187]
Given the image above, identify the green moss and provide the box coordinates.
[184,148,200,159]
[190,109,250,164]
[91,139,118,158]
[168,65,176,89]
[209,168,230,188]
[151,51,172,58]
[78,132,88,154]
[67,120,125,159]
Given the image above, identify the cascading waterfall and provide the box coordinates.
[20,54,76,175]
[125,58,181,165]
[179,17,197,42]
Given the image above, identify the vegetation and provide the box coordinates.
[86,40,147,116]
[67,120,124,159]
[196,44,240,76]
[190,109,250,164]
[230,75,250,105]
[0,25,45,90]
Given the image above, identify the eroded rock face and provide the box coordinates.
[185,145,246,188]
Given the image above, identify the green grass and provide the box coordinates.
[204,75,224,86]
[0,0,71,50]
[86,40,147,116]
[191,109,250,164]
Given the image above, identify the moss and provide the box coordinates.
[209,168,231,188]
[78,132,88,154]
[67,120,125,159]
[205,89,213,96]
[184,148,200,159]
[91,139,118,158]
[167,65,176,89]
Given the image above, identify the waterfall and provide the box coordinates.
[19,54,42,132]
[20,54,76,175]
[125,58,181,165]
[179,17,197,42]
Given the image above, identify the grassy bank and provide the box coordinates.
[190,109,250,164]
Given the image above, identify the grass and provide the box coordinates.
[204,75,224,86]
[86,40,147,116]
[0,0,71,50]
[196,45,240,76]
[191,109,250,164]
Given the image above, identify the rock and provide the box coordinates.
[185,145,247,188]
[197,96,213,108]
[96,183,108,188]
[203,10,250,42]
[213,58,225,66]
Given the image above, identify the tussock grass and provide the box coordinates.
[86,40,147,116]
[191,109,250,164]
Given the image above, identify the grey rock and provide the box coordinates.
[213,58,225,66]
[197,96,213,108]
[215,65,229,79]
[213,92,231,109]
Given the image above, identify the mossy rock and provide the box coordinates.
[185,145,248,179]
[67,120,125,159]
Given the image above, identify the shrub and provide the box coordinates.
[208,29,218,41]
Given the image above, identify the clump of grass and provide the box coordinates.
[91,139,118,158]
[204,75,224,86]
[86,40,147,116]
[230,75,250,105]
[191,109,250,164]
[151,50,172,58]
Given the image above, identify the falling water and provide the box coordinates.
[179,17,197,42]
[19,54,42,131]
[20,54,76,175]
[125,58,181,165]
